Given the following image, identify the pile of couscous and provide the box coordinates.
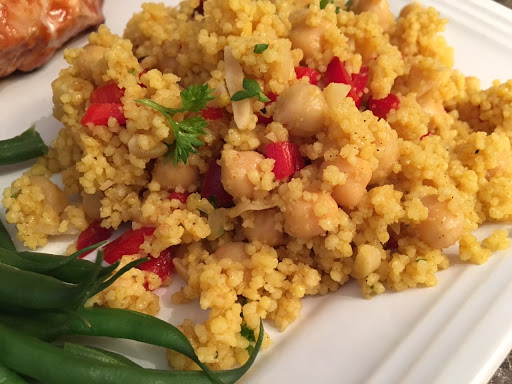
[3,0,512,371]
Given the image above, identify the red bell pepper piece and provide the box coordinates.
[265,141,305,180]
[295,66,321,85]
[76,221,113,258]
[420,132,432,140]
[103,227,156,264]
[350,66,369,108]
[90,82,125,104]
[168,191,189,204]
[200,160,234,208]
[368,93,400,120]
[137,248,174,285]
[200,107,224,120]
[81,103,126,127]
[325,57,352,85]
[325,57,368,107]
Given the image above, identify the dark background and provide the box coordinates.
[487,2,512,383]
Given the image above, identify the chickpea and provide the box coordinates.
[284,189,339,239]
[320,156,372,208]
[289,20,327,61]
[30,176,68,214]
[351,0,395,32]
[82,191,103,220]
[274,84,327,138]
[152,158,199,191]
[488,151,512,178]
[212,242,249,262]
[243,209,284,247]
[410,195,464,249]
[370,127,399,184]
[220,150,265,199]
[75,44,106,81]
[128,134,168,159]
[351,244,382,279]
[417,90,445,117]
[399,2,423,18]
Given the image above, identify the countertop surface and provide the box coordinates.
[488,2,512,383]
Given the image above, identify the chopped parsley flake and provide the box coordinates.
[319,0,340,13]
[416,258,427,262]
[253,44,269,54]
[230,78,270,103]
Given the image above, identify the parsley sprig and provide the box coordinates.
[230,78,270,102]
[135,84,214,164]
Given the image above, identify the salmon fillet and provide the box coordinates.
[0,0,104,78]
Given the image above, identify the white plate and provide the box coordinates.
[1,1,512,383]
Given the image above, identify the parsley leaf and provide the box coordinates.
[415,258,427,262]
[208,195,218,209]
[241,324,256,343]
[135,84,214,165]
[241,323,256,353]
[254,43,269,54]
[345,0,353,9]
[231,78,270,103]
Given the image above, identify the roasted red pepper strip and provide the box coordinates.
[89,82,125,104]
[168,191,189,204]
[266,141,305,180]
[76,221,113,258]
[368,94,400,119]
[295,66,321,85]
[201,160,234,208]
[81,103,126,127]
[138,248,174,286]
[103,227,155,264]
[200,107,224,121]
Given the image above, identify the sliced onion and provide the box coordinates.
[227,199,276,218]
[224,46,252,130]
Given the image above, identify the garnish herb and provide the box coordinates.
[208,196,218,209]
[241,323,256,354]
[135,84,215,165]
[319,0,340,13]
[230,78,270,103]
[0,126,48,166]
[253,44,269,54]
[345,0,353,9]
[416,258,427,262]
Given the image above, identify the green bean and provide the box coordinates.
[17,250,119,283]
[0,220,16,252]
[0,362,29,384]
[0,262,86,310]
[0,320,263,384]
[88,257,149,297]
[68,307,223,384]
[0,311,71,341]
[0,126,48,165]
[0,242,106,275]
[63,343,141,368]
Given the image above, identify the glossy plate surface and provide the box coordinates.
[1,1,512,383]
